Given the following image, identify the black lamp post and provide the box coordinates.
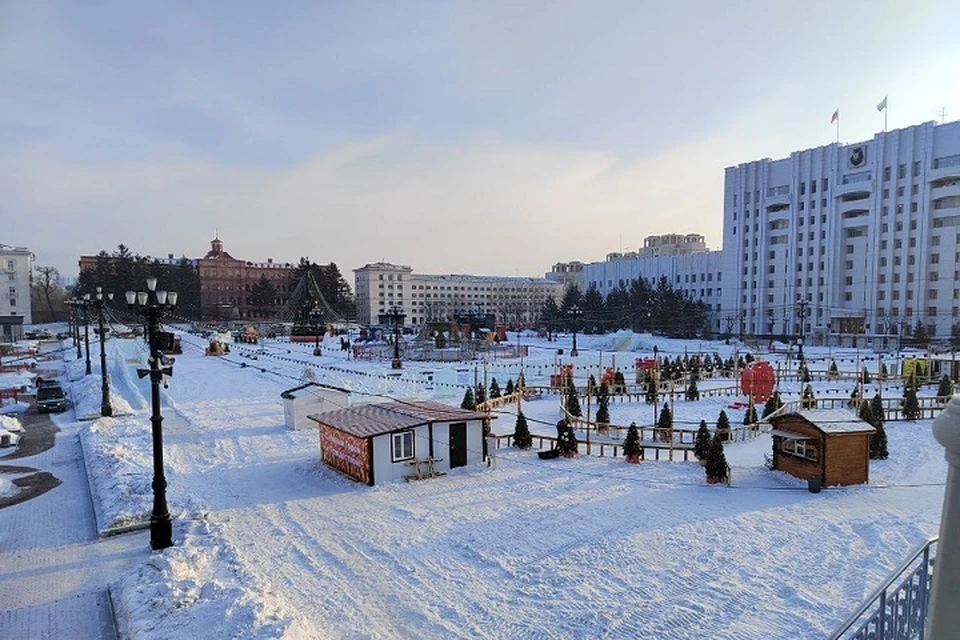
[796,298,809,358]
[126,277,178,551]
[569,305,581,357]
[309,302,323,356]
[81,294,92,375]
[94,286,114,417]
[388,305,404,369]
[67,299,82,358]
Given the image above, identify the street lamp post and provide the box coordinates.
[126,277,178,551]
[94,286,114,417]
[796,298,809,359]
[569,305,581,357]
[389,305,403,369]
[309,302,323,356]
[81,294,92,375]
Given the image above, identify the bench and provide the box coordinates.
[405,457,446,482]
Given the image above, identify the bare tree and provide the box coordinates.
[32,266,61,323]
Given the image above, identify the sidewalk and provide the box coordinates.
[0,344,147,639]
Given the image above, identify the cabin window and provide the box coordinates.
[780,438,818,462]
[392,431,415,462]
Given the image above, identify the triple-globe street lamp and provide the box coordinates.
[126,277,178,551]
[91,287,115,417]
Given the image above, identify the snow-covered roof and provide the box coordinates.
[308,400,491,438]
[778,408,875,434]
[280,382,350,400]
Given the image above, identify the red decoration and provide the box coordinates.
[739,360,775,403]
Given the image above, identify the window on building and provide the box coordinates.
[912,184,919,195]
[883,167,891,181]
[911,202,918,213]
[914,161,921,177]
[391,431,415,462]
[898,164,906,179]
[844,292,853,301]
[883,189,890,199]
[897,186,904,197]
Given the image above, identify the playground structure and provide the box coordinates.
[205,340,230,356]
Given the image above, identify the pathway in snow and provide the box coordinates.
[0,344,148,640]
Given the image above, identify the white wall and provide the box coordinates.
[286,387,350,430]
[370,420,484,484]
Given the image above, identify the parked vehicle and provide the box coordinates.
[36,385,68,413]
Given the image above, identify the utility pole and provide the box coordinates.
[796,298,809,358]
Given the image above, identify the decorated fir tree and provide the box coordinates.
[489,378,501,399]
[505,379,515,396]
[656,404,673,442]
[762,391,782,419]
[705,432,729,483]
[513,410,532,449]
[623,422,641,463]
[556,419,578,457]
[461,387,476,411]
[475,384,487,406]
[743,400,758,425]
[870,416,889,460]
[587,373,597,397]
[937,375,954,404]
[613,370,626,394]
[685,378,700,401]
[716,409,731,441]
[828,360,839,380]
[694,419,711,460]
[870,392,885,426]
[860,366,872,385]
[801,384,816,409]
[565,377,582,417]
[858,398,874,426]
[596,382,610,424]
[644,371,657,404]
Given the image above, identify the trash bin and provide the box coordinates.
[808,475,822,494]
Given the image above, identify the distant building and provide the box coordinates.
[353,262,564,328]
[636,233,708,258]
[546,261,585,292]
[0,243,35,340]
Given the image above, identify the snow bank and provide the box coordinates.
[71,373,136,420]
[80,415,166,534]
[0,476,15,498]
[0,401,29,415]
[112,516,320,640]
[0,414,24,433]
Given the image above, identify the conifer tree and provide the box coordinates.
[716,409,731,441]
[694,419,711,460]
[870,417,889,460]
[613,370,626,394]
[743,400,758,425]
[461,387,476,411]
[829,360,839,380]
[860,366,872,385]
[799,361,812,383]
[705,432,729,483]
[685,378,700,401]
[505,379,515,396]
[801,384,816,409]
[937,375,954,404]
[880,362,888,379]
[858,398,874,426]
[596,382,610,424]
[623,422,641,463]
[513,410,532,449]
[902,373,921,420]
[762,391,782,419]
[849,383,862,409]
[644,371,657,404]
[565,377,582,417]
[870,393,885,427]
[489,378,501,399]
[556,419,578,456]
[657,404,673,442]
[475,384,487,406]
[587,374,597,397]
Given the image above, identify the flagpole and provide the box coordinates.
[885,104,888,132]
[836,115,840,144]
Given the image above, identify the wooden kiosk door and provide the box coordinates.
[449,422,467,468]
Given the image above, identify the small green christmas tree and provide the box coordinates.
[762,391,782,419]
[858,398,874,426]
[705,432,729,483]
[870,418,889,460]
[743,400,758,425]
[799,362,812,383]
[565,377,582,417]
[716,409,731,441]
[656,404,673,442]
[461,387,476,410]
[901,373,921,420]
[623,422,641,463]
[505,379,515,396]
[556,419,578,457]
[937,375,953,404]
[849,383,862,409]
[860,366,872,385]
[613,370,626,394]
[685,378,700,401]
[870,393,885,427]
[587,374,597,396]
[828,360,839,380]
[513,409,532,449]
[596,382,610,423]
[801,384,816,409]
[694,419,711,460]
[475,384,487,405]
[489,378,501,399]
[644,371,657,404]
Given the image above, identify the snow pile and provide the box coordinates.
[0,476,15,498]
[0,400,29,415]
[80,415,167,533]
[71,373,136,420]
[0,371,35,391]
[0,414,22,448]
[112,515,320,640]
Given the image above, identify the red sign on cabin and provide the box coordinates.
[739,360,775,403]
[320,425,371,484]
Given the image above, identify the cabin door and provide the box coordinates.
[449,422,468,469]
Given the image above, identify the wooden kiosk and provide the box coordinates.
[768,408,875,487]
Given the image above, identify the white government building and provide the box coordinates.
[353,262,564,328]
[722,119,960,346]
[0,243,35,342]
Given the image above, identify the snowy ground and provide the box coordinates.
[5,329,951,639]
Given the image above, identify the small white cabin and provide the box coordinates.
[308,400,491,485]
[281,383,350,430]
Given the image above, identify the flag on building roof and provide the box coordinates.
[877,96,888,112]
[830,109,839,124]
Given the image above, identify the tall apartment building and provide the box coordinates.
[354,262,564,327]
[0,243,35,341]
[722,119,960,345]
[637,233,708,258]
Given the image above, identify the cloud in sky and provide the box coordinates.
[2,0,959,277]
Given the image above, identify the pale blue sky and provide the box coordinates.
[2,0,959,278]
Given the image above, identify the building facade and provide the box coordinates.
[354,262,564,327]
[0,244,34,340]
[545,261,585,292]
[197,238,298,320]
[722,119,960,345]
[637,233,708,258]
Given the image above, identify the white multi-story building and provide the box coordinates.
[582,250,725,325]
[722,119,960,346]
[0,243,35,341]
[354,262,564,327]
[545,261,585,292]
[637,233,708,258]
